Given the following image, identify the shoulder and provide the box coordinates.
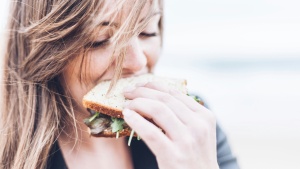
[216,124,240,169]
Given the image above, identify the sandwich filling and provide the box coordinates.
[84,110,129,136]
[83,95,202,145]
[84,110,138,145]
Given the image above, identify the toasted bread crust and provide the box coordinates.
[83,100,124,118]
[83,100,138,138]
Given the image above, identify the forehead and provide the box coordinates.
[87,0,161,46]
[102,0,160,23]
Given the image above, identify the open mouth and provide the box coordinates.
[84,109,130,136]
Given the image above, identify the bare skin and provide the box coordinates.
[123,82,220,169]
[58,136,133,169]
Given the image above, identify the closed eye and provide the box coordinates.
[86,39,109,49]
[139,32,158,38]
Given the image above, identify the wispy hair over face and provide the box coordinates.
[0,0,163,169]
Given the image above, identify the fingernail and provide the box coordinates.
[123,108,134,117]
[135,82,147,87]
[123,86,135,93]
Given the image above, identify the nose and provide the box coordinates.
[122,37,147,73]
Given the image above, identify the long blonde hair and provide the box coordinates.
[0,0,163,168]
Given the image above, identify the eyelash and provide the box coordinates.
[89,39,109,49]
[87,32,157,49]
[139,32,157,38]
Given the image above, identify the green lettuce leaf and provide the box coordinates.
[111,118,125,133]
[84,112,100,125]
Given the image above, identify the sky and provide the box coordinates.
[163,0,300,59]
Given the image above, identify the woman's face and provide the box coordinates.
[61,1,161,117]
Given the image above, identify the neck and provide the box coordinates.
[58,116,133,169]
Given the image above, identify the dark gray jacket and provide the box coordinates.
[47,123,239,169]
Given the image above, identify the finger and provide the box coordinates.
[137,81,207,113]
[125,98,187,140]
[124,85,197,124]
[122,108,172,154]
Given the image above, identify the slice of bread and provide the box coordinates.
[82,73,187,118]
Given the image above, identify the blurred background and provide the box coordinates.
[158,0,300,169]
[1,0,300,169]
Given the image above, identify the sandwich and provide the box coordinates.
[82,73,201,145]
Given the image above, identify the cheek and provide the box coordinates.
[87,49,113,82]
[143,37,161,68]
[61,50,113,115]
[61,60,90,115]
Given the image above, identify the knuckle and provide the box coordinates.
[196,108,216,125]
[151,101,163,113]
[179,134,197,147]
[196,122,215,141]
[126,98,139,108]
[152,102,172,120]
[142,81,161,91]
[159,93,173,103]
[144,81,157,88]
[174,150,188,163]
[188,118,216,141]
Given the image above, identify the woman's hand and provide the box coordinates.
[123,82,219,169]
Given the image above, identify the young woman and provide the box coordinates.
[0,0,239,169]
